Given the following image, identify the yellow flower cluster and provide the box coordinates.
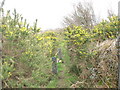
[20,27,27,32]
[8,72,12,76]
[6,31,14,36]
[2,24,7,28]
[24,51,34,56]
[36,35,43,41]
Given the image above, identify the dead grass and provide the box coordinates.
[71,39,118,88]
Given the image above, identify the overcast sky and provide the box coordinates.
[1,0,120,30]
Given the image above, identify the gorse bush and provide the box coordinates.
[35,31,59,57]
[92,16,118,41]
[1,7,118,88]
[65,25,91,47]
[1,9,60,88]
[64,16,118,58]
[64,16,118,88]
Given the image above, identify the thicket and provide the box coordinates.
[64,16,118,88]
[1,9,60,88]
[1,7,119,88]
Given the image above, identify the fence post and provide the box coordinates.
[52,57,57,74]
[58,48,62,60]
[118,1,120,89]
[0,33,2,90]
[117,36,120,89]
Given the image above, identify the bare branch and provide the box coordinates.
[0,0,5,11]
[62,1,96,30]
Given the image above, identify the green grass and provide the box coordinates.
[56,36,78,87]
[47,77,58,88]
[46,35,78,88]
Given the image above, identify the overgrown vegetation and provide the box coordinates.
[1,1,119,88]
[64,16,118,88]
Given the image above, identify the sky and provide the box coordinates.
[1,0,120,30]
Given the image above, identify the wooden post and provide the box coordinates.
[0,33,2,90]
[58,48,62,60]
[118,1,120,89]
[52,57,57,74]
[117,36,120,89]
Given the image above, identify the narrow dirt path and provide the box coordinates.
[47,34,77,88]
[56,36,76,88]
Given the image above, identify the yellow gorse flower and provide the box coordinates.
[20,27,27,31]
[24,51,33,55]
[38,37,43,40]
[36,35,43,41]
[6,31,13,36]
[2,25,7,28]
[45,36,50,39]
[8,72,12,76]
